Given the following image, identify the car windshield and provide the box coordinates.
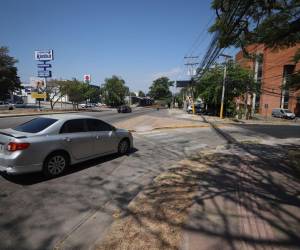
[283,109,292,113]
[14,117,58,133]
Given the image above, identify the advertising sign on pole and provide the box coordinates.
[31,92,47,99]
[34,50,54,61]
[38,70,52,78]
[84,74,91,84]
[37,63,52,68]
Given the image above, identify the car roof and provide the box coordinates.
[41,114,97,121]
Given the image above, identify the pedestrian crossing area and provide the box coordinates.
[133,128,217,157]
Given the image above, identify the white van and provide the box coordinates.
[272,108,295,119]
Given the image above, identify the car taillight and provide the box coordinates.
[7,142,30,152]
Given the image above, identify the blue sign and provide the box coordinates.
[38,70,52,78]
[37,63,51,68]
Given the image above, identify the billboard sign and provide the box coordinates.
[38,70,52,78]
[84,74,91,83]
[31,92,47,99]
[37,63,52,68]
[35,50,54,61]
[176,80,193,88]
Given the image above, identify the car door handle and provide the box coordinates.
[64,137,72,142]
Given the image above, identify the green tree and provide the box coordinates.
[287,52,300,90]
[210,0,300,89]
[210,0,300,50]
[46,79,69,110]
[87,87,101,103]
[195,63,256,116]
[102,76,128,107]
[62,79,86,109]
[138,90,145,97]
[148,77,173,100]
[0,47,22,100]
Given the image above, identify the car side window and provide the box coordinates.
[86,119,113,131]
[60,119,87,133]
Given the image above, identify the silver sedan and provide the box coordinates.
[0,114,133,177]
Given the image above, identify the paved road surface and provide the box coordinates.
[0,109,224,250]
[0,108,155,129]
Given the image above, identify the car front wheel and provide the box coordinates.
[43,152,69,177]
[118,139,130,155]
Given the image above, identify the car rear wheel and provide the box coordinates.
[43,153,68,177]
[118,139,130,155]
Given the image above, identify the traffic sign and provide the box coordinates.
[37,63,52,68]
[38,70,52,78]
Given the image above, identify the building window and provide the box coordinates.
[282,65,295,108]
[283,92,289,109]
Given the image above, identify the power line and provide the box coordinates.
[184,15,215,58]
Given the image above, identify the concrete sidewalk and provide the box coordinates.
[170,108,300,126]
[93,115,300,250]
[114,111,210,132]
[93,139,300,250]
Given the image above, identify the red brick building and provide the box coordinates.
[236,44,300,116]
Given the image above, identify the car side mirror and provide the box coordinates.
[111,126,117,131]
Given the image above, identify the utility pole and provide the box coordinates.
[219,54,232,119]
[184,56,199,114]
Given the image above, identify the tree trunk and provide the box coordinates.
[50,100,54,110]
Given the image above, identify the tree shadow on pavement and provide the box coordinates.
[183,143,300,250]
[96,118,300,250]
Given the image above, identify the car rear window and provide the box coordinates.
[14,117,58,133]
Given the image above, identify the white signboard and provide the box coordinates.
[35,50,54,61]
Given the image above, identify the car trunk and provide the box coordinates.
[0,129,30,154]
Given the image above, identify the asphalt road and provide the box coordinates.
[0,107,154,129]
[0,108,225,250]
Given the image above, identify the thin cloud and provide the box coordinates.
[152,67,182,80]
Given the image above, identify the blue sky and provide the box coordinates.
[1,0,217,92]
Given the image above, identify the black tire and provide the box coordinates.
[118,139,130,155]
[43,152,69,177]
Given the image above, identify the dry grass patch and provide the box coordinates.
[95,159,209,250]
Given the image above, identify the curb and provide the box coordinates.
[152,124,210,130]
[0,111,80,118]
[130,124,228,133]
[0,109,112,119]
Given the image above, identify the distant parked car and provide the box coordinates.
[272,108,295,119]
[80,103,93,109]
[0,101,14,110]
[117,105,132,113]
[187,104,202,114]
[0,115,133,177]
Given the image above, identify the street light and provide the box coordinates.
[219,54,232,119]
